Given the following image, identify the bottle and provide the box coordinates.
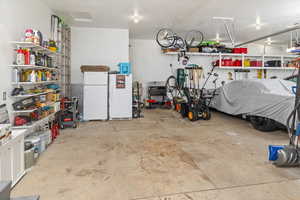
[24,49,30,65]
[30,70,36,83]
[16,49,25,65]
[33,30,40,45]
[30,51,36,65]
[12,68,20,82]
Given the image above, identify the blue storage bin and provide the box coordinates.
[118,62,131,75]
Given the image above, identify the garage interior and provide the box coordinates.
[1,0,300,200]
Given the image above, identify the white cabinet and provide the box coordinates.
[11,136,24,185]
[0,131,25,187]
[0,145,12,182]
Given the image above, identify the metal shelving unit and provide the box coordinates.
[164,52,298,70]
[10,42,61,130]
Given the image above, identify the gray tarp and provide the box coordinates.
[210,79,296,126]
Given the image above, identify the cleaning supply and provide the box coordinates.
[24,49,30,65]
[30,70,36,82]
[16,48,25,65]
[30,51,36,65]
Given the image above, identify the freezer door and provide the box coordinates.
[83,86,108,120]
[84,72,108,85]
[109,74,132,119]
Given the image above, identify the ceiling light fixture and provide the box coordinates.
[255,16,261,30]
[131,12,142,24]
[216,33,220,42]
[266,37,272,45]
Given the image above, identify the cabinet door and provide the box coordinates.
[0,145,12,182]
[12,136,24,184]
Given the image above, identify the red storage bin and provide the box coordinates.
[250,60,257,67]
[233,59,242,66]
[225,59,233,66]
[240,48,248,54]
[232,48,248,54]
[232,48,241,54]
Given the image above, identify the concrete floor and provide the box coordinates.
[12,109,300,200]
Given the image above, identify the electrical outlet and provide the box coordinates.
[3,92,6,101]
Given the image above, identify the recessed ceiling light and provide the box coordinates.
[266,37,272,45]
[255,16,261,30]
[216,33,220,42]
[130,11,142,24]
[74,18,93,22]
[71,12,93,23]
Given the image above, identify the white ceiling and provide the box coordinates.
[44,0,300,44]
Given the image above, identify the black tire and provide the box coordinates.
[73,123,77,129]
[185,30,204,48]
[174,36,186,49]
[249,116,278,132]
[156,28,176,48]
[202,108,211,120]
[165,76,182,100]
[188,109,198,121]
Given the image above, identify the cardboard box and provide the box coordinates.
[80,65,110,72]
[188,47,199,52]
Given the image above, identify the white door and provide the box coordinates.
[84,72,108,85]
[0,145,12,182]
[84,86,108,120]
[11,136,24,185]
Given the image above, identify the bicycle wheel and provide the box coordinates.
[165,75,181,99]
[185,30,204,48]
[156,28,176,48]
[174,36,186,50]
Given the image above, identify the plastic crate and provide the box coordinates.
[118,62,131,75]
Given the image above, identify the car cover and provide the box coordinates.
[210,79,296,126]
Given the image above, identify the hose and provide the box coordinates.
[286,100,300,146]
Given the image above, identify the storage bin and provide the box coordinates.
[24,148,35,169]
[118,62,131,75]
[244,59,250,67]
[25,137,41,158]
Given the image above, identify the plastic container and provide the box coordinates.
[25,148,35,169]
[118,62,131,75]
[244,59,250,67]
[25,137,41,158]
[268,145,284,161]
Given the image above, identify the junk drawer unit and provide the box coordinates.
[0,130,26,187]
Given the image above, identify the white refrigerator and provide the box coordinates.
[83,72,108,121]
[109,74,132,119]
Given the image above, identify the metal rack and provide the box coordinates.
[9,42,61,130]
[165,52,298,70]
[59,25,71,97]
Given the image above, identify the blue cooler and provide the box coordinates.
[118,62,131,75]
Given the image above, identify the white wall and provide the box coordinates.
[0,0,52,105]
[130,39,294,91]
[71,27,129,84]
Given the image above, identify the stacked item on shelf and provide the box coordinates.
[10,29,61,130]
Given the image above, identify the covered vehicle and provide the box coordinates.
[210,79,296,131]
